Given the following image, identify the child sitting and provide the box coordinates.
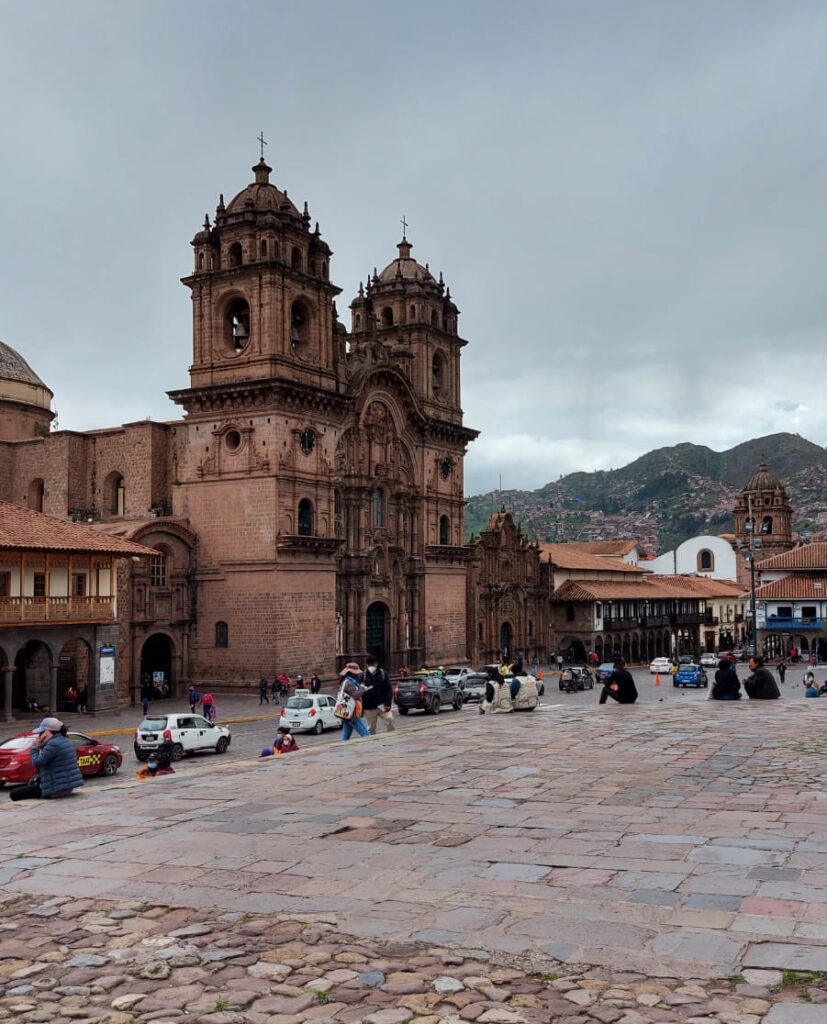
[137,751,175,778]
[259,726,299,757]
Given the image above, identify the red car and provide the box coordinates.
[0,731,123,787]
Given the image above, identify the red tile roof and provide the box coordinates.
[757,543,827,572]
[539,543,646,573]
[0,501,157,557]
[754,573,827,599]
[558,540,642,557]
[554,574,745,602]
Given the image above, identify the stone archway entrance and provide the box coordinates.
[140,634,174,698]
[366,602,389,669]
[57,638,94,705]
[13,640,52,711]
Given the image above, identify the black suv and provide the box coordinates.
[394,674,463,714]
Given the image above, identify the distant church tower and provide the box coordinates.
[732,463,794,586]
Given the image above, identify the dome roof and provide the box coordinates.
[744,463,787,494]
[0,340,48,388]
[225,160,299,217]
[377,238,435,284]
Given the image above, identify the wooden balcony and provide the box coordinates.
[0,595,116,626]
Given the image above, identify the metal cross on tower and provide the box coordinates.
[257,131,267,160]
[400,215,408,239]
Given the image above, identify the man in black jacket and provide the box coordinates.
[598,658,638,705]
[361,654,396,734]
[743,656,781,699]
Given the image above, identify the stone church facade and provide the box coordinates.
[0,158,477,704]
[0,158,804,709]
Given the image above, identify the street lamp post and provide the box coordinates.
[747,545,758,656]
[741,495,761,657]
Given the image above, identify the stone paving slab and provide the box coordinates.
[745,941,827,971]
[765,1008,827,1023]
[3,698,827,1020]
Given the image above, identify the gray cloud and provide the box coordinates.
[2,1,826,497]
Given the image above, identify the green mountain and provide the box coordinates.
[465,433,827,553]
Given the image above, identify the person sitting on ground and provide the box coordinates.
[711,658,742,701]
[804,679,821,698]
[137,750,175,778]
[274,726,299,753]
[10,718,84,802]
[259,726,300,757]
[598,658,638,705]
[743,656,781,700]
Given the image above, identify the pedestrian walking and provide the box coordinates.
[361,654,396,735]
[310,674,321,694]
[9,718,84,802]
[258,678,270,705]
[188,685,201,713]
[335,663,370,740]
[201,692,216,720]
[778,661,787,684]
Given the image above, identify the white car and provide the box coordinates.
[443,666,472,686]
[134,713,231,761]
[649,657,672,675]
[279,691,342,734]
[699,653,719,668]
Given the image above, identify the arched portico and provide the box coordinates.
[365,601,389,669]
[139,633,175,699]
[14,639,55,712]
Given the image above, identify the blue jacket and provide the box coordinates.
[30,734,84,797]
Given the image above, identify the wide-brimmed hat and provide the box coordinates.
[339,661,362,676]
[32,717,63,734]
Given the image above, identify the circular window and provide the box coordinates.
[225,430,242,452]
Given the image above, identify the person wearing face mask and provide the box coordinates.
[137,750,175,779]
[361,654,396,734]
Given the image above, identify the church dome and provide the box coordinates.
[0,340,49,388]
[225,159,299,217]
[744,463,787,495]
[0,339,46,387]
[0,340,54,440]
[377,238,435,284]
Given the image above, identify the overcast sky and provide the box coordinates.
[2,1,826,497]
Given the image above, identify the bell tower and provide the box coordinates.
[180,158,343,395]
[349,234,464,425]
[733,463,795,586]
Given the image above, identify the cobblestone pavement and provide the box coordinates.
[2,699,827,1023]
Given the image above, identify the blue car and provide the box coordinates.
[674,664,709,688]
